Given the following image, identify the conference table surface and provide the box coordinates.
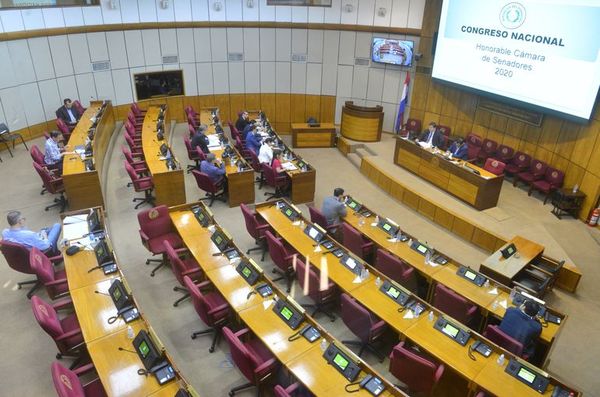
[481,236,545,281]
[64,249,118,290]
[63,103,102,175]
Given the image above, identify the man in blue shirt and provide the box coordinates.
[56,98,81,126]
[321,188,347,226]
[2,211,61,254]
[44,131,71,174]
[245,127,262,155]
[499,300,542,357]
[200,153,226,184]
[448,138,468,160]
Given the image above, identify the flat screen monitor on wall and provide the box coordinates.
[432,0,600,123]
[372,38,414,66]
[134,70,184,101]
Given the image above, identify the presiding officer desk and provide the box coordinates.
[63,101,115,211]
[341,196,566,365]
[198,107,255,207]
[142,105,186,207]
[169,202,405,397]
[60,207,197,396]
[394,137,503,210]
[248,111,316,204]
[255,200,580,397]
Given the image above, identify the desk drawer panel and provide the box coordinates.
[447,174,478,204]
[418,161,450,189]
[396,148,421,173]
[296,132,333,147]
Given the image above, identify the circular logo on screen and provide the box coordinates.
[500,2,526,29]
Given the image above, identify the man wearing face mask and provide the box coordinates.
[56,98,81,126]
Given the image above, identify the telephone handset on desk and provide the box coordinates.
[288,324,320,343]
[345,375,386,396]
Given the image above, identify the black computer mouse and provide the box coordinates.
[66,245,81,256]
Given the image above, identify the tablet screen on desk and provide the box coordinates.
[333,354,349,371]
[387,286,400,299]
[285,208,293,217]
[518,367,536,383]
[139,340,150,358]
[280,306,293,321]
[345,257,357,269]
[442,323,459,338]
[417,245,428,254]
[241,266,252,278]
[464,270,477,281]
[382,223,391,232]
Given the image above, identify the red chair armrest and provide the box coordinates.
[182,268,202,278]
[195,280,212,290]
[434,364,445,383]
[371,320,387,337]
[139,230,150,242]
[234,328,251,339]
[52,297,73,310]
[48,254,64,263]
[72,363,96,376]
[254,358,277,378]
[46,278,68,287]
[208,303,230,315]
[55,328,82,341]
[467,305,478,317]
[138,176,153,184]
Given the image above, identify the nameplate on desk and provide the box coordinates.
[456,265,487,287]
[505,358,550,393]
[379,280,410,306]
[433,317,471,346]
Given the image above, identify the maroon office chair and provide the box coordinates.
[72,100,86,116]
[389,341,445,394]
[477,138,498,163]
[235,136,253,161]
[483,324,526,359]
[0,240,41,298]
[374,249,417,293]
[56,118,72,139]
[465,133,482,162]
[248,149,264,188]
[164,240,204,307]
[240,203,271,261]
[494,144,514,163]
[188,123,196,138]
[273,383,302,397]
[51,361,107,397]
[438,125,451,137]
[124,134,143,158]
[137,205,184,277]
[341,223,373,260]
[308,206,339,235]
[124,161,155,209]
[265,230,296,292]
[31,296,84,363]
[184,105,198,119]
[185,276,230,353]
[505,151,531,177]
[121,146,147,188]
[127,111,143,128]
[131,102,147,117]
[29,247,67,300]
[295,258,337,321]
[31,144,55,194]
[191,169,226,207]
[187,115,198,129]
[222,326,278,397]
[228,121,242,142]
[262,163,289,200]
[341,293,387,362]
[475,392,488,397]
[124,120,141,140]
[530,167,564,204]
[432,284,478,326]
[400,118,421,138]
[184,136,202,172]
[195,147,207,162]
[33,162,67,212]
[483,158,506,176]
[515,159,547,188]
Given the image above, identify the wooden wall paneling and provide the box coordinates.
[440,87,460,119]
[417,37,434,68]
[519,141,537,156]
[433,206,454,230]
[534,146,553,164]
[260,94,276,122]
[229,94,246,123]
[522,123,541,145]
[571,120,599,169]
[454,119,473,137]
[451,216,475,242]
[245,93,261,112]
[213,95,231,124]
[456,91,477,122]
[28,123,48,140]
[549,154,570,175]
[411,73,430,112]
[305,95,321,122]
[485,129,504,145]
[166,96,185,122]
[500,133,521,151]
[471,228,498,252]
[537,117,562,152]
[425,81,444,114]
[423,112,440,125]
[197,95,216,109]
[390,182,405,202]
[290,94,306,123]
[586,127,600,177]
[554,121,579,159]
[402,189,420,210]
[470,123,488,139]
[473,109,491,128]
[579,172,600,217]
[489,113,508,132]
[409,109,426,125]
[417,199,436,220]
[275,93,291,133]
[504,118,526,139]
[320,96,336,123]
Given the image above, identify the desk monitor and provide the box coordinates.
[501,243,517,259]
[340,254,363,275]
[236,258,261,286]
[303,224,325,243]
[378,218,399,237]
[210,229,230,252]
[133,330,163,371]
[272,299,303,330]
[108,279,131,311]
[94,240,113,266]
[191,205,211,227]
[277,201,300,221]
[345,197,362,212]
[160,143,168,156]
[380,280,410,306]
[87,209,102,234]
[433,317,471,346]
[505,358,550,393]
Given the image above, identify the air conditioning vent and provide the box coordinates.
[291,53,307,63]
[162,55,179,64]
[354,58,370,66]
[228,52,244,62]
[91,61,110,72]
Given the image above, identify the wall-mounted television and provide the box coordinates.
[134,70,184,101]
[372,38,414,66]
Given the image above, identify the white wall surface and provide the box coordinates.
[0,1,422,131]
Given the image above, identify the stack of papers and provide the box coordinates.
[208,135,221,148]
[281,162,298,171]
[62,215,89,240]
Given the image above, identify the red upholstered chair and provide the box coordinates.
[308,206,338,234]
[389,342,444,394]
[262,163,289,200]
[31,296,84,362]
[124,134,143,158]
[127,111,143,128]
[240,203,271,261]
[465,133,482,162]
[494,144,514,163]
[33,162,67,212]
[31,144,55,194]
[375,249,417,293]
[265,230,296,292]
[295,259,337,321]
[515,159,547,188]
[122,146,147,189]
[131,102,147,118]
[191,169,226,207]
[184,105,198,120]
[184,136,202,172]
[432,284,478,326]
[72,100,86,116]
[483,158,506,176]
[124,161,155,209]
[475,392,488,397]
[164,240,204,307]
[30,247,68,300]
[404,118,421,134]
[188,123,196,138]
[222,326,278,396]
[274,383,302,397]
[505,151,531,177]
[0,240,41,298]
[477,138,498,163]
[187,115,198,129]
[185,276,230,353]
[235,136,253,161]
[341,223,373,260]
[228,121,242,142]
[137,205,184,277]
[530,167,564,204]
[483,324,526,359]
[248,149,264,188]
[438,125,451,137]
[124,120,141,141]
[56,118,73,139]
[51,361,107,397]
[341,293,387,362]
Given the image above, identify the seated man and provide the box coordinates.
[321,187,347,226]
[56,98,81,126]
[200,153,226,186]
[2,211,61,254]
[499,300,542,358]
[191,124,210,154]
[417,122,443,149]
[44,131,72,174]
[448,138,468,160]
[245,127,262,155]
[235,110,253,133]
[258,138,274,165]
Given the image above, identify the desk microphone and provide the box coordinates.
[88,263,115,273]
[212,247,237,257]
[118,346,137,354]
[246,291,257,300]
[94,290,110,297]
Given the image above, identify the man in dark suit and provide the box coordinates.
[418,122,443,149]
[448,138,468,160]
[56,98,80,126]
[499,300,542,357]
[191,124,210,154]
[235,110,253,133]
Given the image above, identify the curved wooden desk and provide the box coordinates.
[340,101,383,142]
